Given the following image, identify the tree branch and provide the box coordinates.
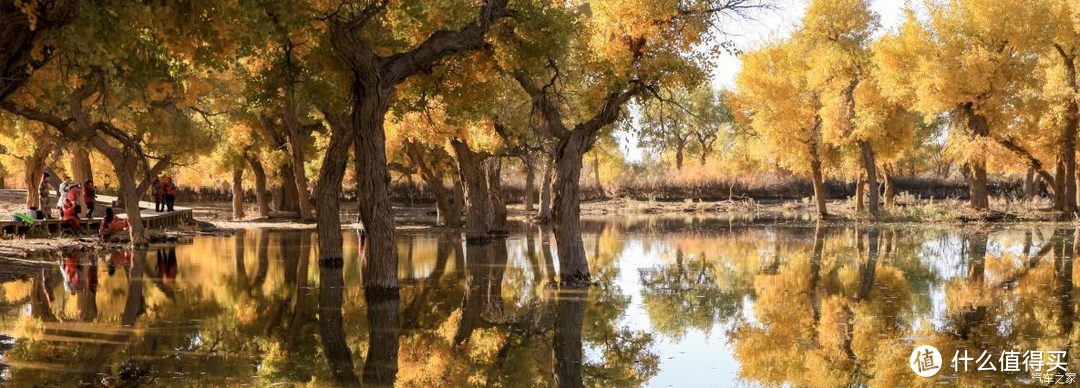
[380,0,510,84]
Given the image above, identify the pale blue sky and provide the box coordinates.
[620,0,910,162]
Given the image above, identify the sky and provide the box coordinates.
[619,0,910,162]
[710,0,908,89]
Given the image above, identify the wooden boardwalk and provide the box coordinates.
[0,190,193,235]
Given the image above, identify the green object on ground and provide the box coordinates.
[13,213,33,225]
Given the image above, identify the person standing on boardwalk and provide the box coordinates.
[163,176,177,212]
[83,180,97,219]
[152,177,163,212]
[38,172,52,219]
[56,175,72,213]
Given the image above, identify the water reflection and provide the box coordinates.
[0,219,1075,385]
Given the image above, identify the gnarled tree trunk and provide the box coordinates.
[451,139,493,241]
[232,166,245,220]
[1057,45,1078,214]
[352,86,398,291]
[284,130,313,220]
[405,141,461,227]
[70,144,92,210]
[537,154,554,222]
[552,132,591,284]
[275,164,301,214]
[592,151,605,198]
[115,155,148,246]
[282,42,315,221]
[809,115,828,218]
[450,176,465,228]
[961,103,990,210]
[486,156,508,234]
[246,155,272,217]
[883,167,896,208]
[313,109,352,268]
[859,142,879,218]
[323,0,510,293]
[22,135,56,209]
[1024,167,1035,201]
[523,153,536,212]
[855,173,866,213]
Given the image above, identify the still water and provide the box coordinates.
[0,217,1077,386]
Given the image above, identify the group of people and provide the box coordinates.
[16,172,182,240]
[151,176,178,212]
[28,172,128,240]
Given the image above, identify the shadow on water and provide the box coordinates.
[0,217,1076,385]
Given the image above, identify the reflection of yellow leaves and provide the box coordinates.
[466,328,507,362]
[438,309,461,342]
[12,316,45,341]
[235,302,258,325]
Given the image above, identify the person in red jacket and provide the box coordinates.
[62,198,81,235]
[163,176,177,212]
[83,179,97,219]
[99,207,130,242]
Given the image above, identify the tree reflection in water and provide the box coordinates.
[0,220,1074,385]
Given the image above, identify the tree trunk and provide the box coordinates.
[451,139,493,241]
[537,154,554,222]
[23,138,54,209]
[809,110,828,218]
[247,156,272,217]
[859,141,880,218]
[486,157,508,234]
[675,144,684,170]
[883,167,896,208]
[552,132,591,284]
[450,176,465,228]
[276,164,301,213]
[855,173,866,213]
[70,144,92,181]
[553,285,586,388]
[592,152,604,199]
[524,153,536,212]
[430,176,456,227]
[23,159,42,209]
[232,166,245,220]
[405,141,460,227]
[969,161,990,210]
[1055,163,1067,211]
[352,86,398,291]
[1059,47,1078,214]
[285,132,313,220]
[961,104,991,210]
[1024,167,1035,201]
[116,156,148,246]
[70,144,92,210]
[810,156,828,218]
[282,43,315,221]
[313,108,352,268]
